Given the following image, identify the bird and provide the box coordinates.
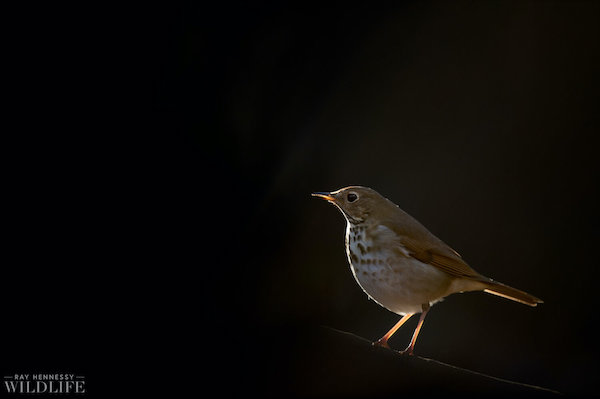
[312,186,542,355]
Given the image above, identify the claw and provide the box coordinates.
[398,347,415,356]
[372,339,390,349]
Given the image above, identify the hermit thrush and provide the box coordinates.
[312,186,542,355]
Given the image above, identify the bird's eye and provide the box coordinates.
[347,193,358,202]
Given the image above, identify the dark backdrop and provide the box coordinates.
[3,1,599,397]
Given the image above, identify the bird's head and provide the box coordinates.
[312,186,394,224]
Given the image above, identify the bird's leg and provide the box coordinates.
[373,313,414,349]
[401,303,430,355]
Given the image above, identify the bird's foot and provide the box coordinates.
[372,339,391,349]
[398,346,415,356]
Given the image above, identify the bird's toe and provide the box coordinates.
[372,339,391,349]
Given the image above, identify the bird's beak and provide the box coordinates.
[311,192,336,202]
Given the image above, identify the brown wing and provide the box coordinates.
[381,220,483,280]
[381,212,487,280]
[404,239,482,279]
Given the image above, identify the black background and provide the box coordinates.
[3,1,599,397]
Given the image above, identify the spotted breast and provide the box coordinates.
[345,222,452,315]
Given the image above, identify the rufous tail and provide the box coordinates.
[483,280,543,307]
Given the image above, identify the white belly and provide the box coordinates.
[345,224,451,315]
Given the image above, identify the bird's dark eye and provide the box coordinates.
[347,193,358,202]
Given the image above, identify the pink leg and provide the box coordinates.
[373,313,414,348]
[402,304,430,355]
